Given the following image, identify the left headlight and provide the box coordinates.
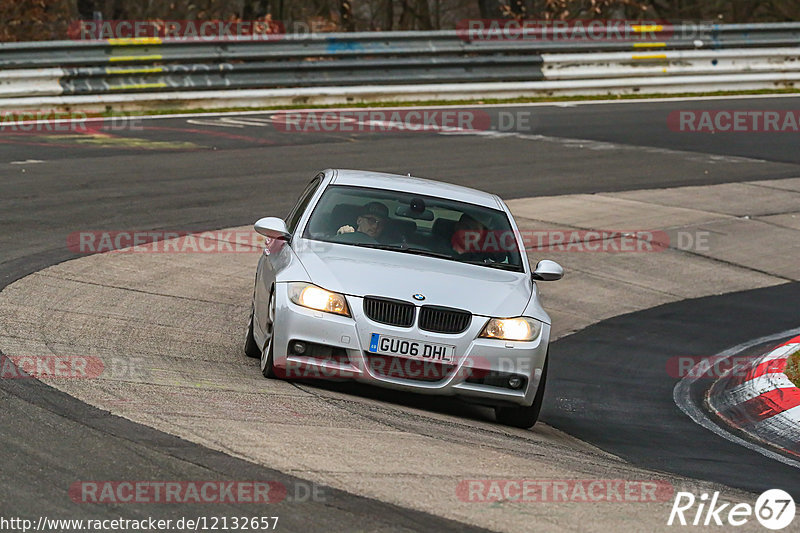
[288,282,350,317]
[479,317,541,342]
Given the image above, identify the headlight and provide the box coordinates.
[479,317,541,341]
[288,282,350,317]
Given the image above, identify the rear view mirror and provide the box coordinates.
[531,260,563,281]
[254,217,291,240]
[395,205,434,221]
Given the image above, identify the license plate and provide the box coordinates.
[368,334,456,363]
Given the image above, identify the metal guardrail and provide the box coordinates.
[1,23,799,110]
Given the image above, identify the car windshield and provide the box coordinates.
[302,185,524,272]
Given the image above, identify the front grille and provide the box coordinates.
[419,306,471,334]
[365,355,455,382]
[363,296,415,327]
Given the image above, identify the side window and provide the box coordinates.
[285,174,322,234]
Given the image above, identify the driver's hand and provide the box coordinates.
[337,225,355,235]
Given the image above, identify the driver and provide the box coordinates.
[336,202,389,241]
[450,214,508,263]
[450,213,486,255]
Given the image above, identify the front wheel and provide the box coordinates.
[495,356,548,429]
[244,302,260,359]
[260,288,278,379]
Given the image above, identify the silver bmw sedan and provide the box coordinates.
[245,169,563,428]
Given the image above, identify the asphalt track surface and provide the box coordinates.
[2,96,800,526]
[546,282,800,501]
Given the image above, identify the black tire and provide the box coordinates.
[260,289,278,379]
[244,303,261,359]
[495,356,548,429]
[261,337,276,379]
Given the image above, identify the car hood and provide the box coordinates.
[293,240,531,317]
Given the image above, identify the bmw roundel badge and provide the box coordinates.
[412,293,425,301]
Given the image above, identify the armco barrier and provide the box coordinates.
[1,23,800,111]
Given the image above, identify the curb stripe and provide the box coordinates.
[754,404,800,430]
[674,326,800,471]
[720,373,796,405]
[761,342,800,362]
[717,342,799,391]
[719,387,800,427]
[705,335,800,457]
[721,357,788,390]
[750,405,800,456]
[751,357,788,379]
[776,335,800,348]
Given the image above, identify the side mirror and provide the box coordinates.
[254,217,291,240]
[531,260,563,281]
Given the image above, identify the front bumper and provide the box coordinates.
[271,283,550,407]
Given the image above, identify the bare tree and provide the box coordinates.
[765,0,800,20]
[379,0,394,29]
[508,0,526,18]
[399,0,433,29]
[1,0,77,41]
[340,0,356,30]
[7,0,800,40]
[243,0,270,18]
[478,0,505,17]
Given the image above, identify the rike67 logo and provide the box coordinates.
[668,489,795,530]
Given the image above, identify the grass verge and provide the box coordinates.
[785,348,800,388]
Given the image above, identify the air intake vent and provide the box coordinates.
[363,296,415,327]
[365,355,455,382]
[419,306,471,334]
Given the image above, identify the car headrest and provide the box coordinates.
[327,203,363,232]
[387,218,416,237]
[432,218,457,241]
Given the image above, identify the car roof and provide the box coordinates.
[329,169,503,210]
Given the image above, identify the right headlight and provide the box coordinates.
[288,282,350,317]
[479,317,541,342]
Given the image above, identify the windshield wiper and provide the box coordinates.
[352,242,454,260]
[461,259,522,271]
[394,247,454,260]
[354,243,522,270]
